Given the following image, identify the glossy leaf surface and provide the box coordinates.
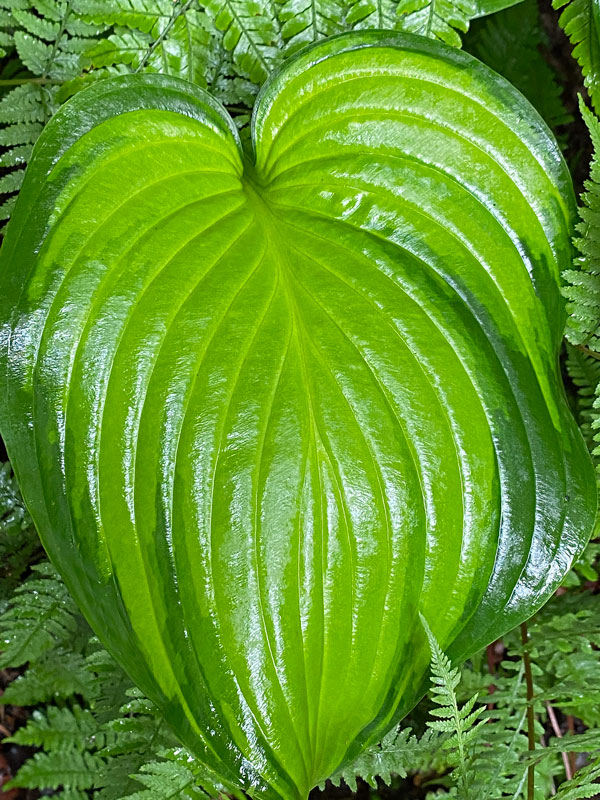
[0,31,596,800]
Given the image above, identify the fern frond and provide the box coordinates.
[458,663,534,799]
[276,0,344,57]
[163,747,240,800]
[84,27,145,66]
[85,643,138,722]
[0,460,40,607]
[566,340,600,484]
[325,726,426,791]
[0,0,104,224]
[5,750,105,791]
[465,0,571,135]
[6,705,97,752]
[566,343,600,462]
[12,0,104,79]
[75,0,222,92]
[74,0,174,34]
[202,0,279,83]
[521,591,600,728]
[53,790,90,800]
[0,562,84,667]
[1,648,95,704]
[0,194,16,220]
[126,759,205,799]
[345,0,396,32]
[553,755,600,798]
[96,692,167,758]
[396,0,478,46]
[0,117,42,145]
[0,461,30,532]
[207,40,258,108]
[553,0,600,112]
[422,614,486,797]
[0,1,18,58]
[564,101,600,348]
[0,82,47,124]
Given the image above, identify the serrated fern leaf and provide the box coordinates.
[6,705,97,752]
[345,0,396,31]
[74,0,174,34]
[207,39,258,107]
[276,0,344,57]
[75,0,220,91]
[53,790,90,800]
[564,102,600,348]
[458,663,532,799]
[126,760,205,799]
[554,756,600,798]
[0,562,83,667]
[0,0,104,225]
[84,27,151,66]
[1,648,95,704]
[162,747,237,800]
[465,0,571,135]
[0,460,40,608]
[84,643,141,723]
[324,726,426,791]
[150,9,214,85]
[566,343,600,459]
[202,0,279,82]
[6,750,106,791]
[422,614,486,798]
[0,1,19,58]
[554,0,600,112]
[396,0,478,46]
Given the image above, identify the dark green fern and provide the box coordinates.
[553,0,600,113]
[563,103,600,350]
[464,0,572,137]
[0,0,104,220]
[0,460,40,607]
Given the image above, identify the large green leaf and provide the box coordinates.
[0,31,595,800]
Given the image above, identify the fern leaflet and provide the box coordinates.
[564,102,600,349]
[554,0,600,112]
[422,614,486,797]
[396,0,479,46]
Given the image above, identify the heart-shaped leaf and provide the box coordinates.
[0,31,596,800]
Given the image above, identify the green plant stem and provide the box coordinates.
[0,78,61,86]
[576,344,600,360]
[521,621,535,800]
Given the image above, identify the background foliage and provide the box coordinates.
[2,0,600,797]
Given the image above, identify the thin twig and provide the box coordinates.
[546,701,573,780]
[486,641,498,710]
[566,715,577,776]
[521,622,536,800]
